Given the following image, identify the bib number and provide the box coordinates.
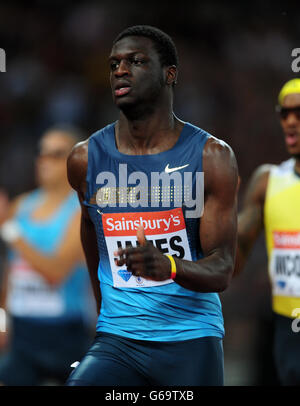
[102,208,192,288]
[7,258,65,317]
[270,231,300,297]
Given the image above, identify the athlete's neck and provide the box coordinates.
[116,111,184,155]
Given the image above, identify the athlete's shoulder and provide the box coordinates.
[242,163,275,205]
[9,188,44,219]
[89,122,116,142]
[249,159,295,189]
[183,123,233,164]
[252,163,275,181]
[68,138,89,167]
[204,133,234,156]
[200,133,238,195]
[184,122,212,141]
[67,138,89,191]
[73,122,115,151]
[8,191,32,218]
[201,133,237,177]
[273,157,295,175]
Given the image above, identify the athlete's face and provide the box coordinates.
[279,93,300,157]
[36,131,74,188]
[109,36,165,112]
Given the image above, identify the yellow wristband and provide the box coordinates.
[165,254,176,280]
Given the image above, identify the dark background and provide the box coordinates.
[0,0,299,385]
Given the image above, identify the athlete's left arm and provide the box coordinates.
[174,137,239,292]
[8,211,85,285]
[115,137,239,293]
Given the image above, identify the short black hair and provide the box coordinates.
[113,25,179,68]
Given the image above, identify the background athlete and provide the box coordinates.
[0,126,95,385]
[235,78,300,385]
[66,25,239,386]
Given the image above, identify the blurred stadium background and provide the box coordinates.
[0,0,299,385]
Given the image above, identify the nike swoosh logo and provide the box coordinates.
[164,163,190,173]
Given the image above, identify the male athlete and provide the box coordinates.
[66,25,239,386]
[235,78,300,385]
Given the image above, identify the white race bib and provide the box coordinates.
[270,231,300,297]
[7,258,65,317]
[102,208,192,288]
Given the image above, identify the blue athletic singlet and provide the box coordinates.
[84,122,224,341]
[6,190,92,324]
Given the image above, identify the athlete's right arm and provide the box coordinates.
[67,140,101,314]
[234,164,272,277]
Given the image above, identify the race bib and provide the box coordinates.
[7,258,65,317]
[270,231,300,297]
[102,208,192,288]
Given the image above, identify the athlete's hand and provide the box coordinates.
[114,226,173,281]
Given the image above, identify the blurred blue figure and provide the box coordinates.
[0,125,96,385]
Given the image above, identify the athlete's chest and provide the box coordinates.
[266,181,300,227]
[88,160,204,220]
